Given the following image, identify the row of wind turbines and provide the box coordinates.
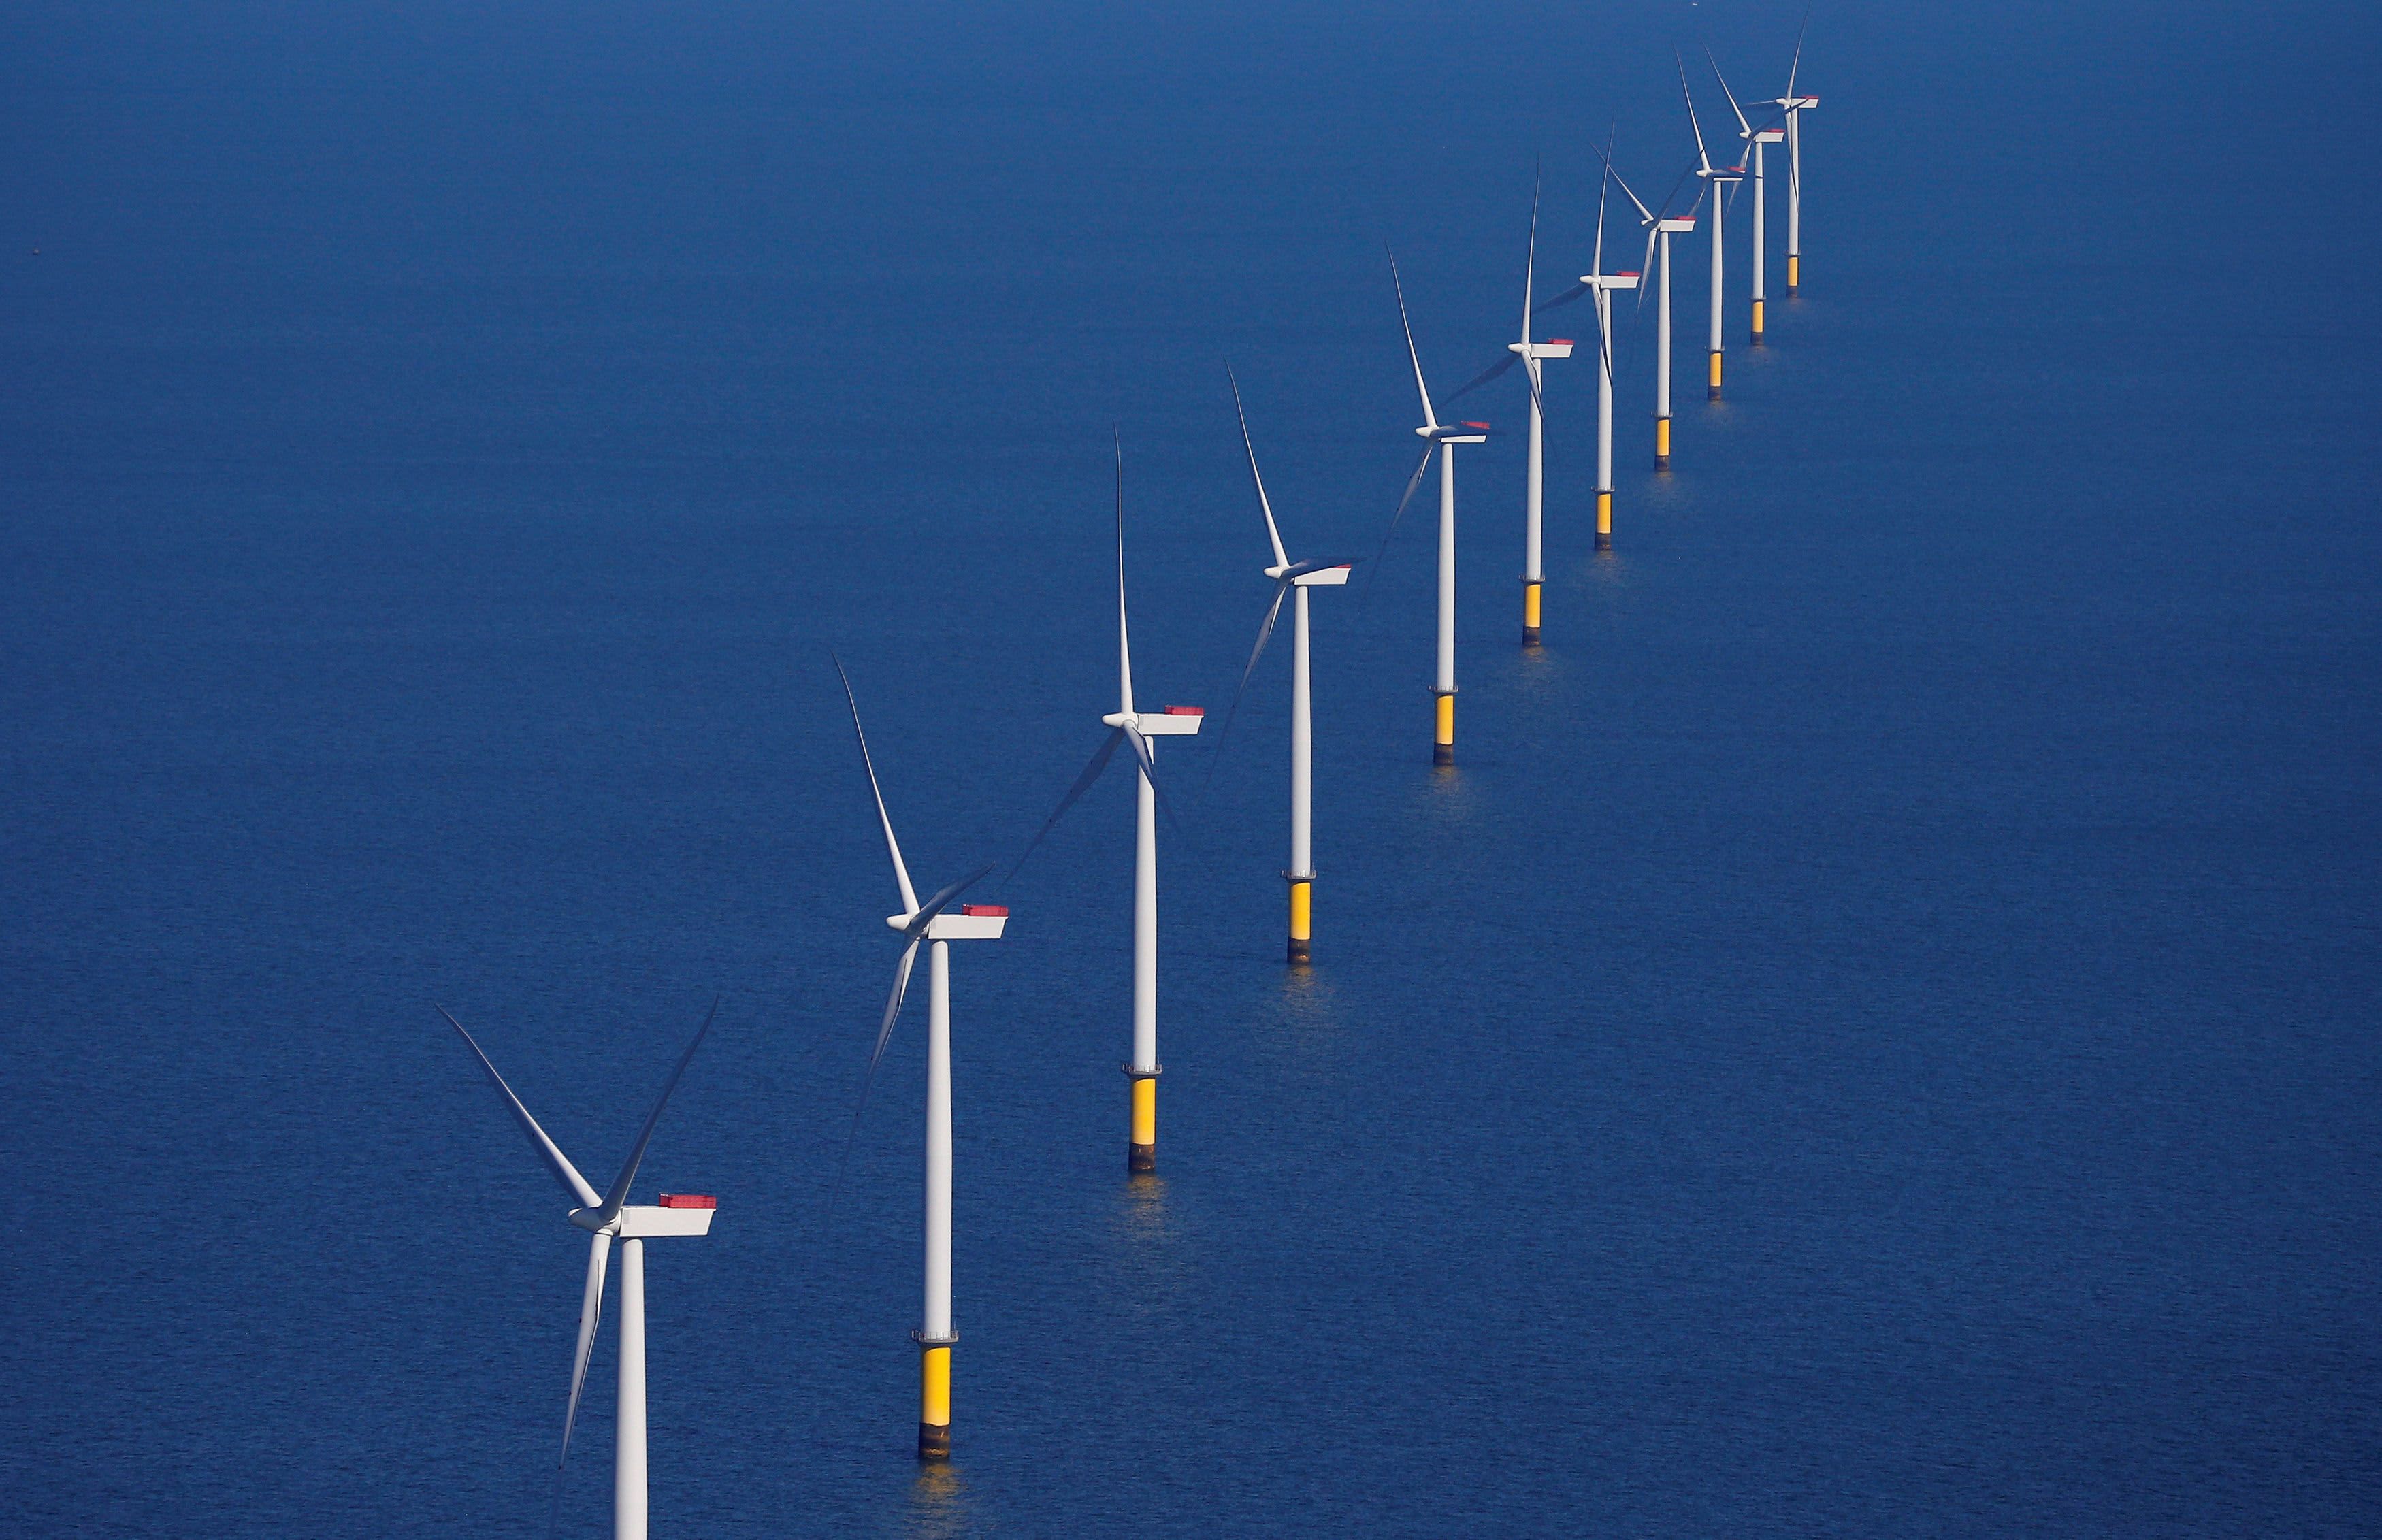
[1401,42,1820,769]
[436,29,1823,1537]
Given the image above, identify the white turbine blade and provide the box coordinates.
[1007,727,1126,881]
[1520,166,1541,346]
[831,653,919,915]
[595,996,719,1225]
[439,1007,602,1211]
[557,1230,613,1470]
[1388,440,1438,534]
[1386,246,1440,430]
[1203,580,1290,787]
[1477,342,1553,423]
[1591,138,1612,278]
[1361,440,1438,602]
[1786,5,1809,101]
[1657,165,1698,222]
[1678,51,1714,173]
[1534,279,1592,316]
[1708,47,1755,138]
[1588,135,1657,226]
[843,938,920,1159]
[1226,364,1290,569]
[1115,429,1135,717]
[870,942,919,1076]
[1635,226,1660,315]
[1445,350,1522,405]
[1120,721,1181,832]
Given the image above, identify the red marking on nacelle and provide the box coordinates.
[960,904,1009,917]
[1462,421,1491,430]
[1163,705,1204,716]
[657,1194,717,1209]
[1548,338,1574,345]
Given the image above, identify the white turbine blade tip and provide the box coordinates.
[558,1232,612,1469]
[832,655,920,913]
[440,1006,603,1211]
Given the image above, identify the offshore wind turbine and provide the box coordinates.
[1710,50,1788,345]
[1576,152,1639,550]
[1441,178,1570,641]
[440,1002,718,1540]
[1509,182,1573,641]
[1383,248,1490,766]
[1591,138,1697,470]
[1771,19,1819,295]
[1008,437,1200,1172]
[834,659,1005,1462]
[1680,52,1744,400]
[1215,365,1352,963]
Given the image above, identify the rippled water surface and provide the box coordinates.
[5,2,2379,1534]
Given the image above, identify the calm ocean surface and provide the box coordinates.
[5,2,2379,1534]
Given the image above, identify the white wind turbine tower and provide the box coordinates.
[1771,18,1818,295]
[1382,248,1490,766]
[1591,137,1697,470]
[1710,50,1788,346]
[834,659,1005,1462]
[440,1002,719,1540]
[1212,365,1352,964]
[1503,178,1571,642]
[1007,436,1200,1170]
[1576,151,1639,550]
[1680,51,1744,401]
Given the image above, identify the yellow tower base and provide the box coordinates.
[1433,691,1454,766]
[918,1343,951,1460]
[1786,255,1799,295]
[1654,415,1671,470]
[1708,350,1723,400]
[1129,1072,1157,1173]
[1522,581,1542,646]
[1751,297,1765,345]
[1595,491,1612,551]
[1287,877,1311,964]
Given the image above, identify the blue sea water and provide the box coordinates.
[4,1,2379,1534]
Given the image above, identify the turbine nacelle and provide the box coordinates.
[1507,339,1574,360]
[1774,95,1820,110]
[1103,706,1205,737]
[568,1200,720,1239]
[1657,216,1697,234]
[1580,272,1642,292]
[885,903,1010,940]
[1269,562,1352,587]
[1420,422,1490,444]
[1747,127,1786,144]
